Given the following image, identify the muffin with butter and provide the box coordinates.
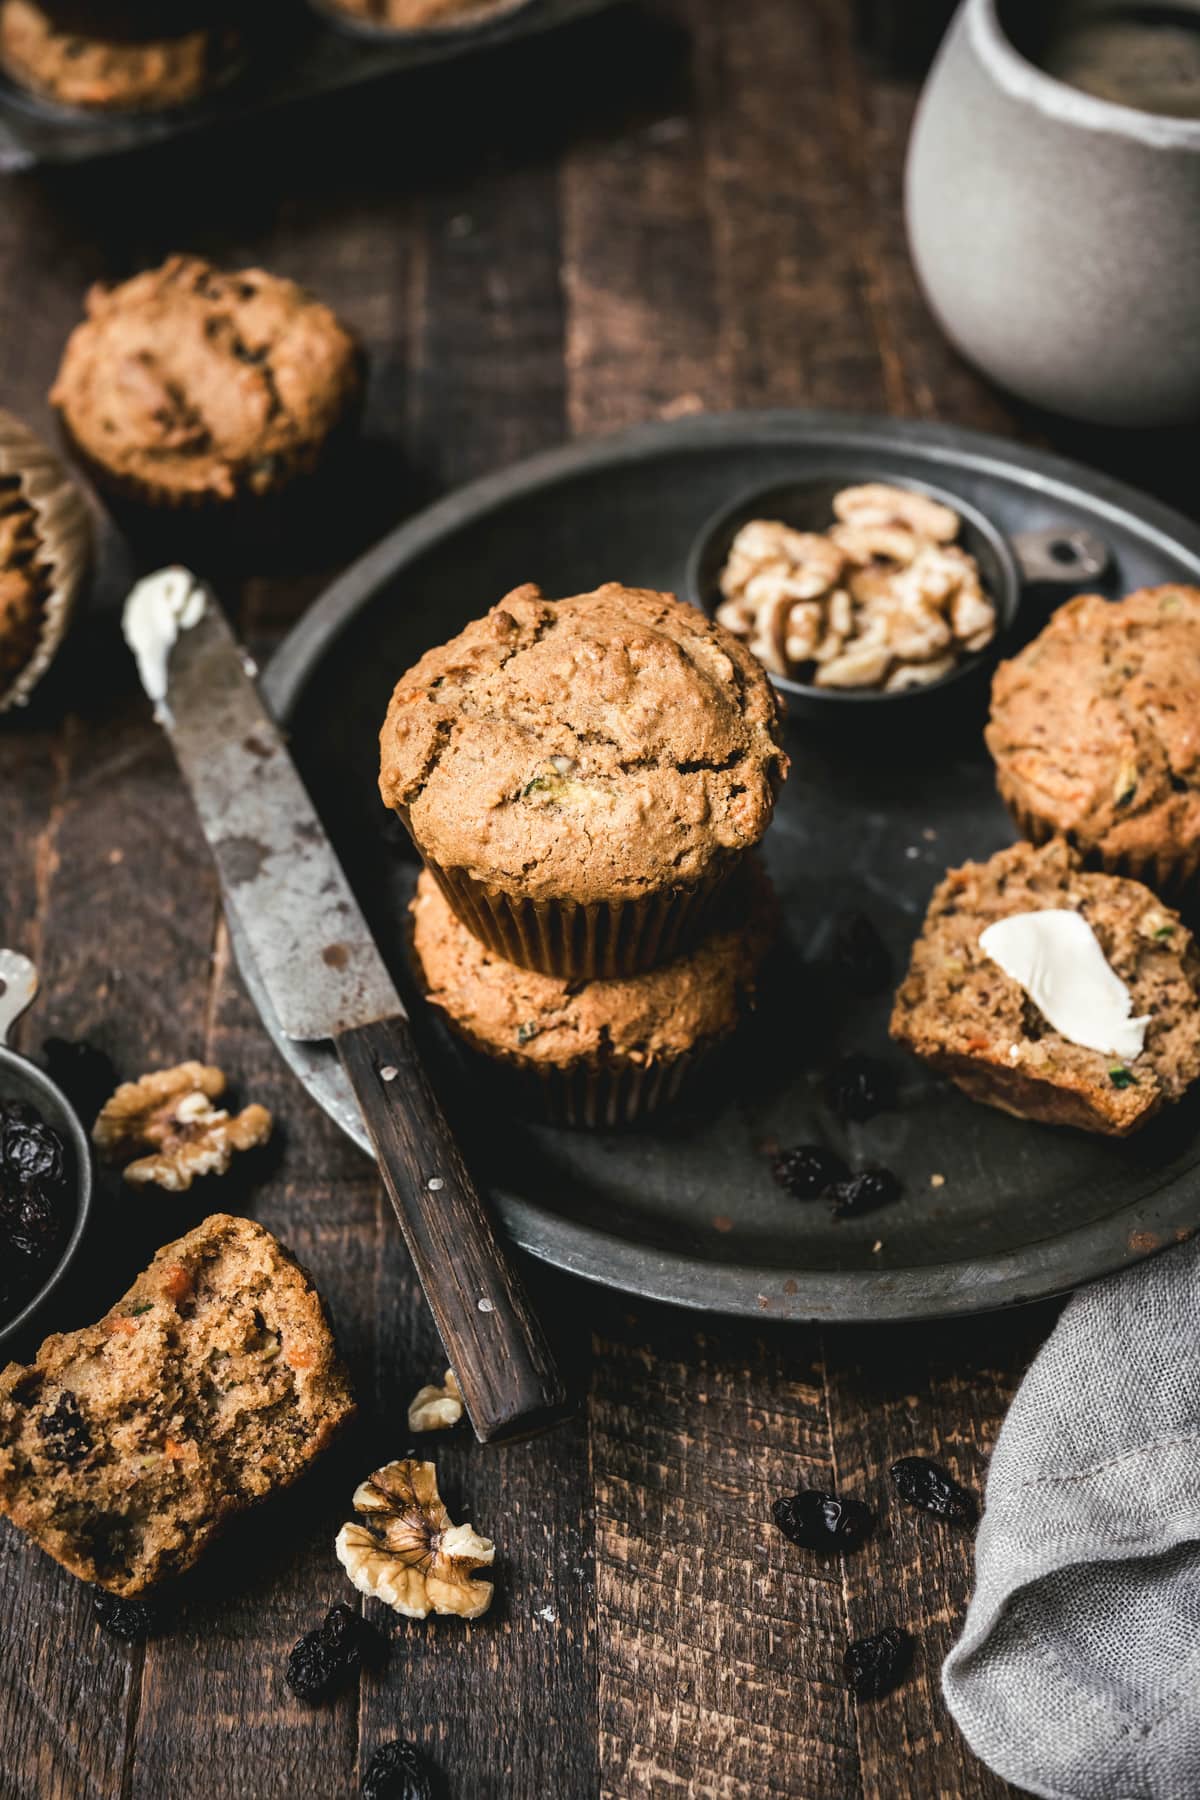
[380,582,788,980]
[410,862,777,1127]
[986,586,1200,893]
[891,838,1200,1136]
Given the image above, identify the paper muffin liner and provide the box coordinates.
[1002,790,1200,899]
[449,1035,716,1130]
[416,849,738,981]
[525,1045,714,1129]
[0,410,91,713]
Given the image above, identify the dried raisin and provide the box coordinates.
[772,1490,874,1553]
[844,1625,912,1700]
[890,1456,978,1528]
[286,1603,373,1704]
[828,1167,901,1219]
[361,1739,437,1800]
[93,1590,156,1642]
[771,1144,849,1201]
[37,1392,92,1467]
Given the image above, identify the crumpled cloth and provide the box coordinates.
[943,1237,1200,1800]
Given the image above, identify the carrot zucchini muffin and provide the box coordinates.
[891,839,1200,1136]
[0,1214,354,1594]
[986,587,1200,892]
[0,2,238,111]
[410,863,777,1126]
[50,255,364,511]
[0,410,89,712]
[380,582,789,980]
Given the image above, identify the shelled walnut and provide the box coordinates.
[408,1369,464,1433]
[92,1061,272,1191]
[335,1458,494,1620]
[715,483,997,692]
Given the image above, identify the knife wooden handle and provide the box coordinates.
[336,1014,569,1445]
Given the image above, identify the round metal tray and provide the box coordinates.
[251,409,1200,1322]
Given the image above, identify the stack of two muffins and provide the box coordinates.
[379,581,790,1128]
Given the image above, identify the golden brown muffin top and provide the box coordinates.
[0,476,48,690]
[891,838,1200,1133]
[0,2,227,111]
[411,863,777,1068]
[986,587,1200,866]
[380,583,789,906]
[50,255,363,502]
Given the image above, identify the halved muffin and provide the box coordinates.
[0,1214,354,1594]
[890,839,1200,1135]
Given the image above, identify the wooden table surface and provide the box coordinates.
[1,5,1192,1796]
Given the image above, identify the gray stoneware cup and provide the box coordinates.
[905,0,1200,425]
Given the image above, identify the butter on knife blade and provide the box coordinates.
[121,567,403,1044]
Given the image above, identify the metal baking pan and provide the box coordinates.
[239,408,1200,1324]
[0,0,612,172]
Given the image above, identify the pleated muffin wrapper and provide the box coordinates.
[1002,790,1200,900]
[459,1036,718,1130]
[0,410,91,713]
[416,847,737,982]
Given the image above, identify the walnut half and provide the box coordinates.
[408,1369,464,1433]
[335,1459,494,1620]
[92,1062,272,1192]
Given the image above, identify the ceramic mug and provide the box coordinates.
[905,0,1200,425]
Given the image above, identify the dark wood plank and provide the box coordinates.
[559,4,728,432]
[0,163,136,1800]
[339,60,601,1795]
[823,1310,1051,1800]
[561,6,888,1795]
[589,1302,857,1800]
[130,958,374,1800]
[689,0,890,416]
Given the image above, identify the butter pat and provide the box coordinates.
[979,909,1149,1061]
[122,566,207,722]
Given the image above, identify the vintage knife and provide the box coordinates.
[123,567,567,1445]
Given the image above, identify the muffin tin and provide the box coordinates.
[0,0,611,171]
[240,408,1200,1324]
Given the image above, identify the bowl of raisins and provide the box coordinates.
[0,950,93,1350]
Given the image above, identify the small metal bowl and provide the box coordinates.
[686,469,1108,723]
[0,951,93,1354]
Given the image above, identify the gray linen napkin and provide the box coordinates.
[942,1236,1200,1800]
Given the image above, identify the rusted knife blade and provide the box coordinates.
[132,573,401,1042]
